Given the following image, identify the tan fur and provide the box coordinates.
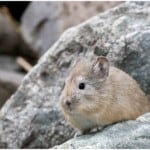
[60,57,150,133]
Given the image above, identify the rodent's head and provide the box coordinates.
[60,56,109,115]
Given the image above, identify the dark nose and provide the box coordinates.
[65,100,71,107]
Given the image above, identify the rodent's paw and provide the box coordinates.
[74,131,83,138]
[74,129,91,138]
[74,126,104,138]
[85,126,104,135]
[90,126,103,133]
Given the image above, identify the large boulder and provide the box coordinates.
[0,1,150,148]
[21,1,121,56]
[0,7,38,109]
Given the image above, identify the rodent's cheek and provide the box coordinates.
[59,94,65,108]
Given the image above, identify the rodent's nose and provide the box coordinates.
[65,100,71,107]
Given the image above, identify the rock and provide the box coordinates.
[54,112,150,149]
[0,55,25,108]
[0,70,24,108]
[0,70,24,86]
[0,55,20,71]
[0,79,18,108]
[21,1,121,56]
[0,7,38,63]
[0,1,150,148]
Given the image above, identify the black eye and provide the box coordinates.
[78,83,85,90]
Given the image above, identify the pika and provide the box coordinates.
[60,56,150,135]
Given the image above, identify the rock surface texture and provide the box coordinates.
[54,113,150,149]
[0,1,150,148]
[21,1,121,56]
[0,7,38,110]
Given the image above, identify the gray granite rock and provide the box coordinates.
[0,56,24,108]
[54,112,150,149]
[0,69,24,108]
[0,1,149,148]
[21,1,121,56]
[0,79,17,108]
[0,56,20,71]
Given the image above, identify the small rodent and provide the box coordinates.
[60,56,150,135]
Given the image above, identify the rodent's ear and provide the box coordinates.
[92,56,109,79]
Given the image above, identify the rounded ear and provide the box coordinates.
[92,56,109,79]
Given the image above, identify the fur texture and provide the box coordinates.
[60,56,150,134]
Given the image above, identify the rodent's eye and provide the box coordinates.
[78,83,85,90]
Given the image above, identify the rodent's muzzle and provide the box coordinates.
[64,95,77,110]
[65,97,72,109]
[65,100,71,107]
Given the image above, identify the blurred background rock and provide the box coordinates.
[0,1,122,108]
